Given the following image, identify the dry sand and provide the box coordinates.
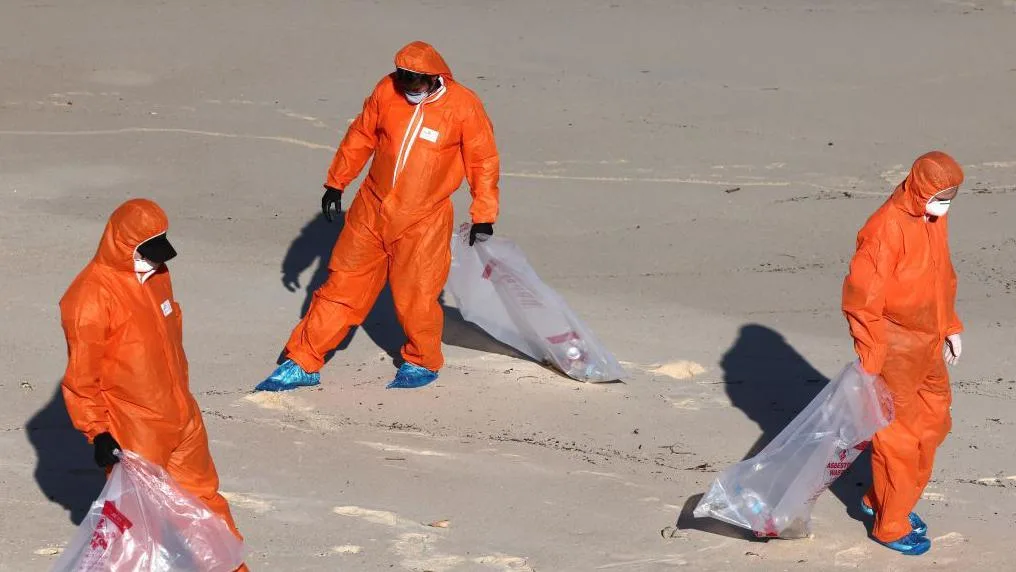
[2,1,1016,570]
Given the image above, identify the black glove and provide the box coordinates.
[321,186,343,222]
[282,272,301,292]
[469,223,494,246]
[93,432,121,468]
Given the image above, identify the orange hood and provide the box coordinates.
[394,41,453,79]
[893,151,964,217]
[93,199,170,272]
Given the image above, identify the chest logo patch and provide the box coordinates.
[161,300,173,317]
[419,127,439,143]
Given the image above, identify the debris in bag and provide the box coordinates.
[693,362,893,538]
[446,224,625,382]
[51,450,245,572]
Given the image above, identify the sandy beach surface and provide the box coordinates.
[2,1,1015,570]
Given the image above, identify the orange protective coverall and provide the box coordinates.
[60,200,245,557]
[842,151,964,542]
[285,41,500,373]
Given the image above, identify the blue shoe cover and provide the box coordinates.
[861,501,927,536]
[386,363,438,389]
[877,532,931,556]
[255,359,321,392]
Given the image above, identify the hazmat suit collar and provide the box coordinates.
[892,151,964,218]
[134,258,159,284]
[137,267,158,284]
[419,76,447,105]
[94,199,171,274]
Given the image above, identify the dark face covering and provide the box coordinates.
[394,67,437,97]
[136,233,177,264]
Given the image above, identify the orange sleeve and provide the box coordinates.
[461,98,500,224]
[325,86,382,190]
[842,224,900,375]
[60,285,113,441]
[946,272,963,336]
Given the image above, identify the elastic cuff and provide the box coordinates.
[286,350,322,374]
[873,522,913,543]
[85,428,110,444]
[401,350,443,372]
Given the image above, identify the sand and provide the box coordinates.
[2,0,1015,570]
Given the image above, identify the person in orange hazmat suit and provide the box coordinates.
[257,41,500,391]
[60,199,248,571]
[842,151,964,556]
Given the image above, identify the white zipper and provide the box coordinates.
[392,104,424,188]
[391,79,447,189]
[398,113,426,178]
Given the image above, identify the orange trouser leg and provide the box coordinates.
[389,206,453,371]
[867,350,951,542]
[113,420,248,570]
[912,358,952,503]
[867,417,920,542]
[285,221,389,373]
[166,416,241,541]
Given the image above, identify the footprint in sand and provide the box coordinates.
[933,532,967,548]
[669,397,701,410]
[333,506,401,527]
[833,545,869,568]
[332,545,363,555]
[242,392,314,413]
[623,360,706,380]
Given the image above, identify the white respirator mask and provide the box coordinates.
[134,257,158,274]
[405,91,427,105]
[925,198,951,218]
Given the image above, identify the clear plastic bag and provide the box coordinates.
[693,362,894,538]
[446,224,625,382]
[51,450,245,572]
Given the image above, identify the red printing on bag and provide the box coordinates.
[88,518,111,552]
[482,262,496,280]
[804,441,873,508]
[102,501,133,532]
[546,331,580,344]
[753,515,780,538]
[87,502,132,553]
